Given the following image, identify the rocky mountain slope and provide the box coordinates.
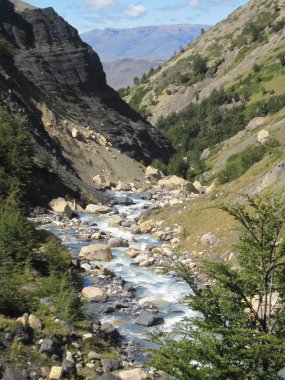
[81,24,210,89]
[0,0,174,203]
[125,0,285,124]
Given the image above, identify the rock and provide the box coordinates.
[28,314,42,331]
[158,175,199,193]
[49,198,73,219]
[82,286,108,300]
[79,243,112,261]
[71,127,81,138]
[40,338,56,355]
[97,375,119,380]
[49,366,63,380]
[118,368,148,380]
[82,333,96,342]
[193,180,205,194]
[67,201,85,213]
[62,351,76,377]
[101,359,120,372]
[200,147,210,160]
[88,351,102,361]
[17,313,29,326]
[246,117,267,131]
[278,367,285,379]
[108,237,128,248]
[257,129,270,144]
[85,204,112,213]
[2,366,29,380]
[114,196,134,205]
[200,232,216,245]
[140,191,152,200]
[100,322,121,340]
[92,175,111,189]
[108,216,123,227]
[135,310,164,327]
[37,229,61,244]
[205,180,216,195]
[130,224,141,234]
[145,166,164,180]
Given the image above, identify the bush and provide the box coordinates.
[218,139,279,184]
[0,35,14,61]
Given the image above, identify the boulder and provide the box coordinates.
[108,216,123,227]
[113,196,134,205]
[158,175,199,193]
[79,244,112,261]
[92,175,111,189]
[145,166,164,180]
[85,204,111,214]
[97,375,119,380]
[49,366,63,380]
[82,286,108,300]
[88,351,102,361]
[135,310,164,327]
[193,180,205,194]
[257,129,270,144]
[49,198,73,219]
[2,366,29,380]
[40,338,56,355]
[246,117,267,131]
[28,314,42,331]
[37,229,61,244]
[71,127,81,139]
[62,351,76,377]
[108,237,128,248]
[118,368,148,380]
[101,359,120,372]
[200,147,210,160]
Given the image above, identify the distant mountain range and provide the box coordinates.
[81,24,210,88]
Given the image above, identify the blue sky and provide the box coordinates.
[26,0,249,33]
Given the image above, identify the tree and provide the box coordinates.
[278,52,285,66]
[192,54,208,76]
[150,195,285,379]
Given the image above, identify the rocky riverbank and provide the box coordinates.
[21,187,200,380]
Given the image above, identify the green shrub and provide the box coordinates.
[218,139,279,184]
[0,35,14,61]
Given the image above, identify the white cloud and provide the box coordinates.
[84,0,116,10]
[125,3,146,17]
[187,0,199,5]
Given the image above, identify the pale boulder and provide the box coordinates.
[193,180,205,194]
[79,244,112,262]
[257,129,270,144]
[145,166,164,180]
[158,175,199,193]
[49,198,73,219]
[119,368,148,380]
[71,128,81,139]
[49,366,63,380]
[92,175,111,189]
[85,204,111,214]
[28,314,42,331]
[82,286,108,300]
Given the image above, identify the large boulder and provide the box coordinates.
[118,368,148,380]
[85,204,111,213]
[79,244,112,261]
[158,175,199,193]
[49,366,63,380]
[113,195,134,205]
[108,237,128,248]
[135,310,164,327]
[82,286,108,300]
[49,198,73,219]
[257,129,270,144]
[92,175,111,189]
[145,166,164,180]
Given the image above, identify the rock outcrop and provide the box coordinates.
[0,0,174,203]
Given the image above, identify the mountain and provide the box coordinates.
[81,24,210,62]
[0,0,174,203]
[81,24,210,89]
[124,0,285,258]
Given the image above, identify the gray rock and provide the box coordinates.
[39,338,55,355]
[97,375,119,380]
[3,366,29,380]
[114,196,134,205]
[130,224,141,234]
[101,359,120,372]
[135,310,164,327]
[62,351,76,376]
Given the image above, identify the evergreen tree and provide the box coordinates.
[150,195,285,379]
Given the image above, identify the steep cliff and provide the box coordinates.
[0,0,174,201]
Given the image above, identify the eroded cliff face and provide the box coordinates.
[0,0,174,200]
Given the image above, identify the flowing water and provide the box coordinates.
[49,192,194,350]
